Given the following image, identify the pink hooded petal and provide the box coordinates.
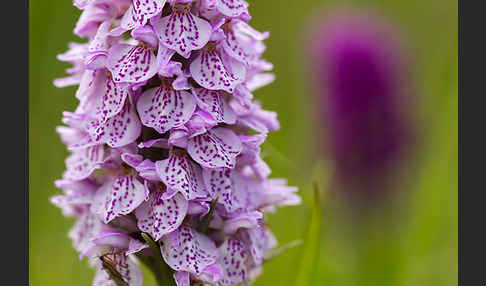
[184,110,218,138]
[153,5,211,58]
[131,159,161,181]
[187,127,242,169]
[135,189,188,241]
[156,44,176,72]
[137,85,196,134]
[187,198,211,216]
[131,25,159,49]
[89,229,131,252]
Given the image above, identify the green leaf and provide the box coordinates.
[294,182,323,286]
[141,233,177,286]
[197,197,219,233]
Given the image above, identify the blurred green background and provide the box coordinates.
[29,0,457,285]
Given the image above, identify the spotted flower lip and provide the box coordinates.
[52,1,300,285]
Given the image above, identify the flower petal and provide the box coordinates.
[215,0,249,18]
[126,239,149,256]
[73,0,95,9]
[131,25,159,49]
[187,127,242,169]
[196,263,223,285]
[74,4,115,38]
[221,27,266,68]
[173,271,190,286]
[135,189,188,241]
[64,145,107,180]
[50,192,93,217]
[194,88,236,124]
[235,101,279,133]
[221,22,268,66]
[202,168,244,212]
[69,211,105,254]
[246,72,275,91]
[242,227,277,265]
[91,174,148,223]
[107,44,157,84]
[121,0,166,30]
[153,8,211,58]
[76,69,102,101]
[84,72,130,124]
[91,229,131,248]
[155,150,206,200]
[137,85,196,134]
[89,20,111,53]
[93,254,143,286]
[218,238,249,286]
[190,48,245,93]
[161,225,218,275]
[85,101,142,148]
[233,20,269,41]
[137,138,169,149]
[223,211,262,235]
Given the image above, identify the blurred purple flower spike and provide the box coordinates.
[309,9,413,203]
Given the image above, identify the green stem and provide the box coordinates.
[141,233,177,286]
[197,197,219,233]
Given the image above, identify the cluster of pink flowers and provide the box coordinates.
[52,0,300,285]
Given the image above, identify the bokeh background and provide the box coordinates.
[29,0,457,285]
